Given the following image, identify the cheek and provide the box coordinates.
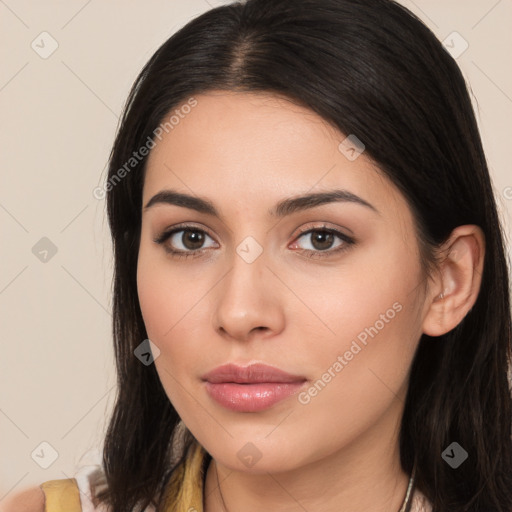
[292,238,423,409]
[293,236,421,352]
[136,254,203,417]
[137,251,168,339]
[292,302,421,453]
[137,241,205,340]
[136,246,212,382]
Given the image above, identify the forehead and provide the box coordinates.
[142,90,408,221]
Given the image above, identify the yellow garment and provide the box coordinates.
[162,440,208,512]
[39,440,208,512]
[40,478,82,512]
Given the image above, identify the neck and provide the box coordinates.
[203,398,411,512]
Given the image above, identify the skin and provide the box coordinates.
[1,486,45,512]
[136,91,484,512]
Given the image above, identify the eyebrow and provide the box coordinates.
[143,189,379,218]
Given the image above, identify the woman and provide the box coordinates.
[10,0,512,510]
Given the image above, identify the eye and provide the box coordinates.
[153,224,217,258]
[154,223,355,260]
[290,226,355,259]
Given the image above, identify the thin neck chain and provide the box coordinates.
[214,459,417,512]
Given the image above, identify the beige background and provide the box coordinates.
[1,0,511,501]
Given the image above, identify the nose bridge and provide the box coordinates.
[213,232,284,340]
[221,234,268,313]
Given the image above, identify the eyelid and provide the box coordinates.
[153,222,217,244]
[291,222,354,243]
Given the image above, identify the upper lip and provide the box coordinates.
[202,363,307,384]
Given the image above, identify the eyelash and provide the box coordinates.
[153,223,356,260]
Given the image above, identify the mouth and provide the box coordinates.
[204,381,307,412]
[201,362,307,412]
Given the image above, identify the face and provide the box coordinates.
[137,91,429,474]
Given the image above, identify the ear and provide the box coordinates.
[422,225,485,337]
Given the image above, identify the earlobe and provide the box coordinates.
[422,225,485,337]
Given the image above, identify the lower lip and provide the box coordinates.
[204,381,306,412]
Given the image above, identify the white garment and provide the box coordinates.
[73,463,156,512]
[410,488,434,512]
[74,465,108,512]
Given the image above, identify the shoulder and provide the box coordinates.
[3,478,84,512]
[1,485,45,512]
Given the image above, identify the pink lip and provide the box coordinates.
[202,363,307,412]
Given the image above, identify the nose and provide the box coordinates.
[212,245,285,343]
